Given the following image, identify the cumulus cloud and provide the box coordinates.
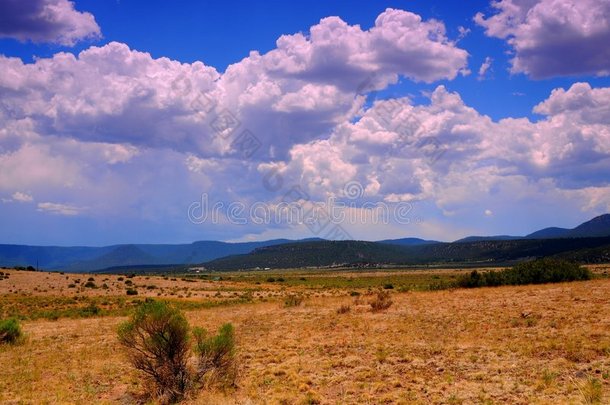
[264,9,468,87]
[0,8,467,163]
[475,0,610,78]
[1,6,608,242]
[0,0,101,46]
[273,84,610,224]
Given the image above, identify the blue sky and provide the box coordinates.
[0,0,609,245]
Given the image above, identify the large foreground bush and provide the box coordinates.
[458,258,591,288]
[118,300,191,402]
[117,300,236,403]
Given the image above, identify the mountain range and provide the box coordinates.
[0,214,608,272]
[453,214,610,242]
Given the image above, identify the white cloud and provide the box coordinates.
[0,0,101,46]
[0,6,609,242]
[0,8,468,166]
[37,202,84,216]
[12,192,33,202]
[457,26,471,42]
[273,83,610,231]
[478,57,493,80]
[475,0,610,78]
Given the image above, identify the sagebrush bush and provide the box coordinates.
[0,318,23,345]
[193,323,237,386]
[118,300,238,402]
[118,300,191,403]
[369,290,393,312]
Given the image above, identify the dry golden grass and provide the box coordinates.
[0,269,279,299]
[0,268,609,404]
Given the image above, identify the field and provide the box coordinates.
[1,266,609,404]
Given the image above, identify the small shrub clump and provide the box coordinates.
[337,304,351,314]
[0,318,23,345]
[369,290,393,312]
[193,323,237,387]
[283,294,304,307]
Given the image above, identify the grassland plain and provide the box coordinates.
[0,266,609,404]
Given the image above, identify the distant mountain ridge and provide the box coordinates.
[378,237,439,246]
[454,235,522,243]
[525,227,570,239]
[0,214,608,272]
[454,214,610,242]
[0,239,305,272]
[203,236,610,271]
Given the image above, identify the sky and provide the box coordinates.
[0,0,609,246]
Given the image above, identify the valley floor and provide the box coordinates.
[1,272,609,404]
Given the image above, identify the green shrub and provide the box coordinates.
[118,300,239,400]
[193,323,236,386]
[80,304,101,317]
[126,288,138,296]
[383,283,394,289]
[457,259,591,289]
[428,280,453,291]
[0,318,23,344]
[84,281,97,288]
[505,258,591,285]
[118,300,191,402]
